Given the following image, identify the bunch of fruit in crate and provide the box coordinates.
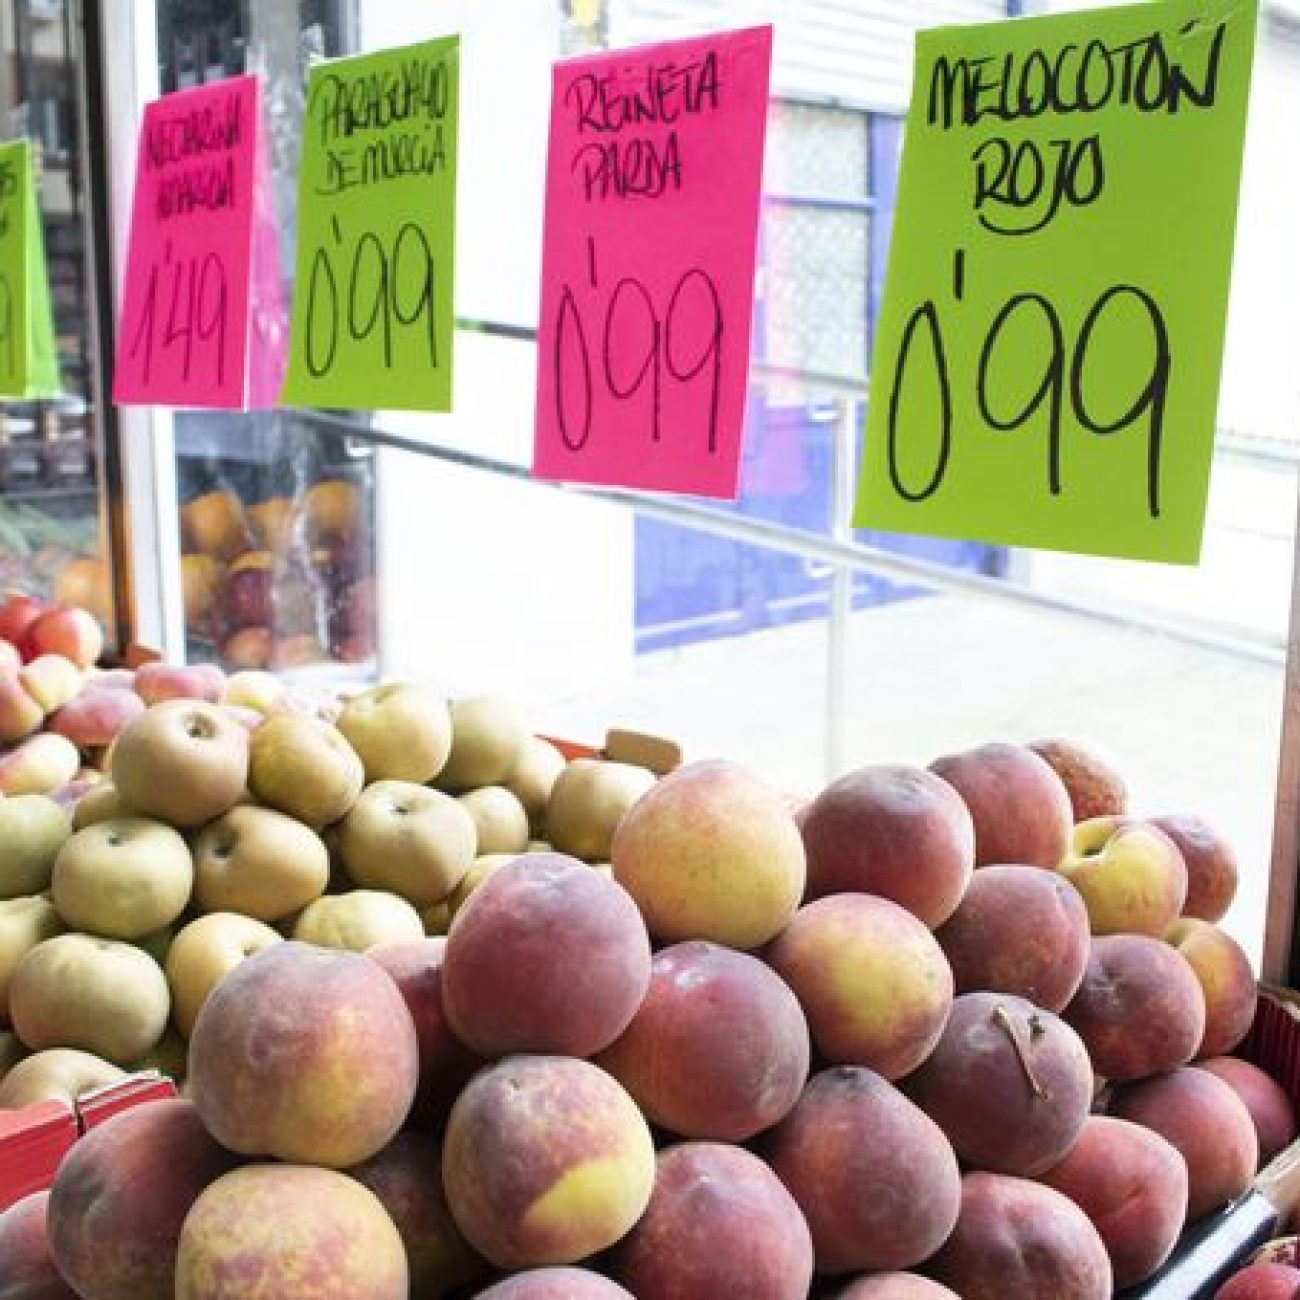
[0,664,1288,1298]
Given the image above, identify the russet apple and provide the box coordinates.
[436,694,531,792]
[27,607,102,670]
[221,668,284,714]
[293,889,426,951]
[505,736,567,832]
[0,895,63,1024]
[1057,816,1188,936]
[71,780,131,828]
[0,733,81,796]
[166,912,283,1036]
[459,785,531,856]
[0,794,71,896]
[338,680,453,784]
[248,713,363,828]
[18,654,83,713]
[547,759,657,863]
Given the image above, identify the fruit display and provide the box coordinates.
[0,674,1290,1297]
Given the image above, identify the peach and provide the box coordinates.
[180,490,252,561]
[0,637,19,674]
[19,654,83,713]
[1063,934,1206,1081]
[47,1098,240,1300]
[1029,737,1128,822]
[0,1191,77,1300]
[1217,1264,1300,1298]
[27,607,102,670]
[798,763,974,927]
[904,992,1093,1177]
[48,687,145,749]
[611,1142,813,1299]
[765,1066,960,1274]
[0,593,46,649]
[1198,1057,1297,1163]
[1109,1066,1258,1221]
[349,1130,488,1299]
[176,1164,407,1299]
[928,1172,1112,1299]
[936,864,1090,1012]
[220,626,273,670]
[367,938,485,1130]
[443,854,651,1058]
[189,942,418,1167]
[0,671,44,743]
[1165,918,1258,1058]
[1038,1115,1189,1287]
[134,661,226,706]
[0,1047,124,1108]
[612,759,805,950]
[442,1055,655,1269]
[766,893,952,1080]
[1152,814,1239,923]
[476,1272,633,1299]
[0,733,82,796]
[928,742,1073,868]
[596,940,809,1141]
[837,1278,960,1300]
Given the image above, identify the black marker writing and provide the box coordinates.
[125,240,230,386]
[145,93,243,169]
[566,53,720,134]
[973,134,1104,235]
[155,155,237,220]
[313,57,450,147]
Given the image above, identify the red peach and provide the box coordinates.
[1153,814,1239,923]
[48,687,145,749]
[1028,737,1128,822]
[1197,1057,1297,1164]
[28,607,102,670]
[1165,918,1258,1059]
[0,1191,77,1300]
[134,662,227,705]
[837,1279,960,1300]
[1215,1263,1300,1299]
[0,593,47,651]
[475,1271,633,1299]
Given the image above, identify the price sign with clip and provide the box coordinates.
[0,139,59,400]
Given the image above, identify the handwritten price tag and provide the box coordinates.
[114,76,285,410]
[855,0,1257,564]
[280,38,460,412]
[533,26,772,498]
[0,139,59,400]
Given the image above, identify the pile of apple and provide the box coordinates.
[0,693,1292,1299]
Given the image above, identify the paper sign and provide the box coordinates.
[0,140,60,400]
[533,26,773,498]
[280,38,460,411]
[114,75,285,409]
[855,0,1257,564]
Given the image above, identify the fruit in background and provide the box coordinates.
[180,489,252,561]
[189,942,418,1166]
[767,893,952,1080]
[929,741,1074,869]
[273,634,329,670]
[337,680,453,784]
[0,592,47,651]
[476,1271,633,1299]
[0,671,44,743]
[134,661,226,705]
[303,478,362,544]
[1254,1240,1300,1267]
[460,785,531,856]
[222,562,275,630]
[1153,813,1240,923]
[935,864,1091,1012]
[1063,934,1207,1081]
[905,991,1093,1177]
[597,941,809,1141]
[799,764,974,927]
[0,794,71,896]
[611,1142,814,1300]
[1038,1115,1189,1288]
[1028,737,1129,822]
[1109,1067,1258,1222]
[349,1129,489,1299]
[50,817,193,940]
[111,699,248,828]
[838,1278,960,1300]
[434,694,531,793]
[193,805,329,921]
[444,854,651,1058]
[443,1054,655,1268]
[27,606,103,670]
[221,668,284,714]
[71,780,130,828]
[87,667,135,690]
[505,736,567,831]
[612,759,804,949]
[1198,1057,1298,1164]
[765,1066,960,1274]
[928,1172,1112,1300]
[0,734,83,796]
[0,1191,79,1299]
[334,573,377,642]
[19,654,82,713]
[0,896,63,1021]
[339,781,477,908]
[175,1164,408,1300]
[1215,1263,1300,1299]
[46,1098,240,1300]
[180,554,226,632]
[1057,816,1188,936]
[220,625,273,670]
[54,554,110,623]
[293,889,426,951]
[166,912,282,1038]
[248,713,364,827]
[0,638,19,673]
[247,496,297,553]
[556,766,658,868]
[48,686,145,750]
[8,933,170,1064]
[1165,917,1258,1058]
[368,938,485,1129]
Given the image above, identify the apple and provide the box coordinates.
[27,607,103,671]
[180,555,226,632]
[247,497,297,552]
[437,695,531,792]
[221,669,284,715]
[505,737,568,831]
[547,759,657,863]
[180,490,252,561]
[71,780,131,829]
[337,680,453,784]
[0,896,63,1025]
[248,714,364,828]
[0,794,72,897]
[166,912,283,1037]
[460,785,531,856]
[293,890,426,951]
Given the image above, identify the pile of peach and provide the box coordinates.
[0,708,1292,1299]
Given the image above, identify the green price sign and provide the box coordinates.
[0,139,59,399]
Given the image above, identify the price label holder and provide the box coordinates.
[113,75,286,410]
[533,26,772,498]
[280,37,460,412]
[855,0,1258,564]
[0,139,60,400]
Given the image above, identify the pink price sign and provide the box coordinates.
[533,26,773,498]
[113,75,285,409]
